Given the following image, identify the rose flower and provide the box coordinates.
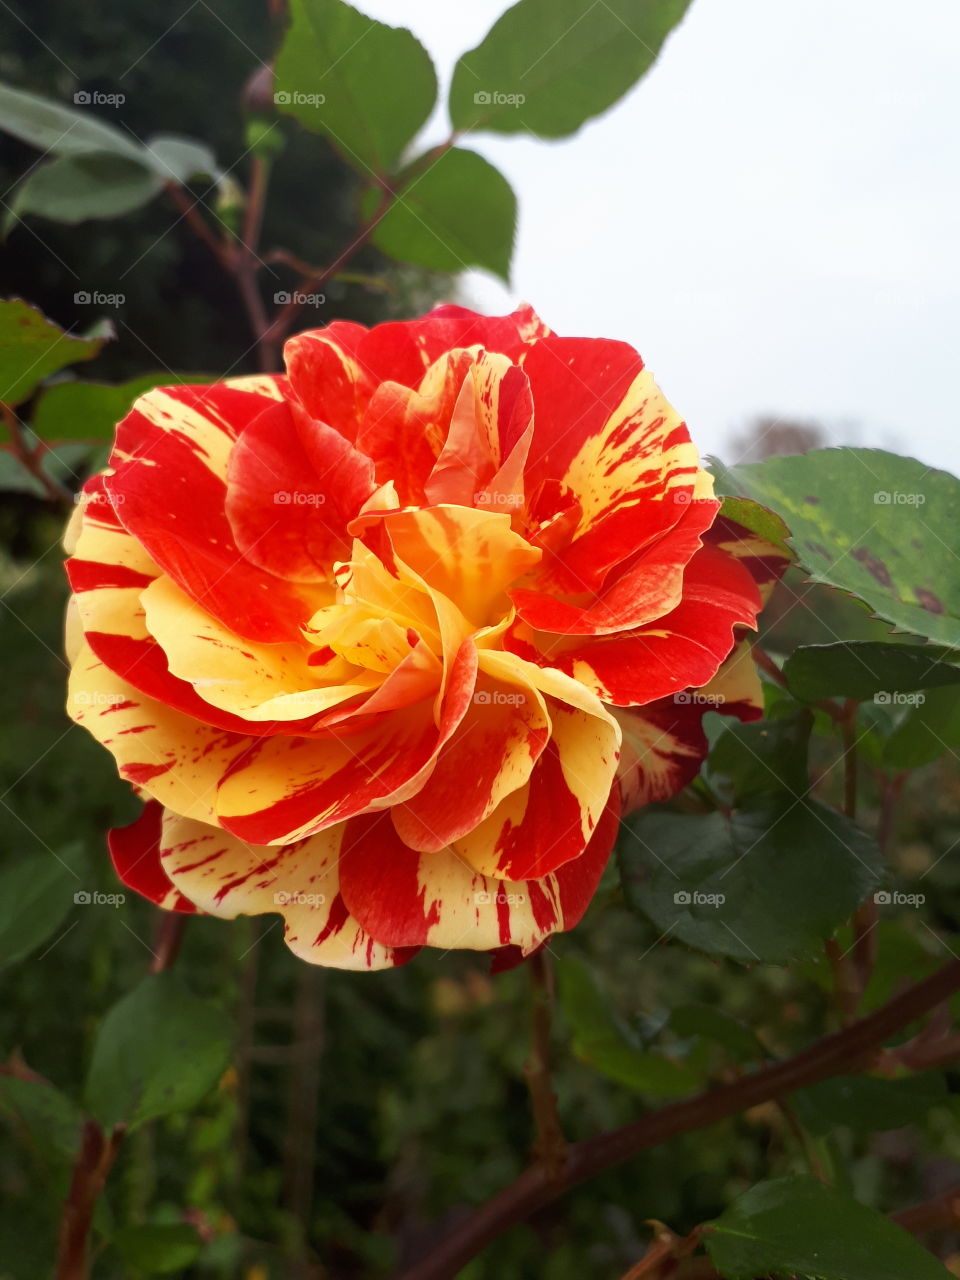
[66,305,782,969]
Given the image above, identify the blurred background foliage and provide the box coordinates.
[2,1,960,1278]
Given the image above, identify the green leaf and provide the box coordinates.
[618,798,882,964]
[0,81,144,160]
[883,685,960,769]
[555,955,699,1096]
[712,448,960,646]
[275,0,437,174]
[112,1224,202,1274]
[783,641,960,703]
[792,1073,948,1136]
[667,1005,765,1064]
[706,1176,952,1280]
[85,972,233,1131]
[0,449,47,496]
[0,846,82,969]
[33,372,179,442]
[367,148,516,281]
[142,134,220,185]
[717,494,792,557]
[0,1077,85,1163]
[708,711,813,800]
[9,152,163,226]
[0,298,105,405]
[449,0,693,138]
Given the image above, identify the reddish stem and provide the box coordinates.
[54,1121,124,1280]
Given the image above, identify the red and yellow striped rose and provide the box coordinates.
[66,305,782,970]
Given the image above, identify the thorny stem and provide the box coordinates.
[390,958,960,1280]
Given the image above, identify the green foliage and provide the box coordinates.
[449,0,694,138]
[85,972,233,1130]
[713,448,960,646]
[367,148,517,281]
[706,1176,953,1279]
[784,640,960,702]
[0,297,105,405]
[792,1072,948,1135]
[275,0,437,174]
[33,372,182,442]
[112,1223,203,1273]
[0,845,83,969]
[883,685,960,769]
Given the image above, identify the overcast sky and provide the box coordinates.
[360,0,960,474]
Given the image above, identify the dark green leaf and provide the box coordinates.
[667,1005,764,1064]
[368,148,516,281]
[0,298,105,405]
[0,81,143,160]
[712,448,960,646]
[706,1176,952,1279]
[555,955,699,1096]
[113,1224,202,1273]
[792,1072,948,1136]
[0,449,46,496]
[0,846,82,969]
[708,711,812,800]
[85,972,233,1130]
[619,798,882,964]
[275,0,437,174]
[783,641,960,703]
[883,685,960,769]
[10,152,162,225]
[0,1077,84,1163]
[449,0,693,138]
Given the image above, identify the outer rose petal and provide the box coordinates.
[339,786,620,953]
[616,640,765,814]
[160,810,416,970]
[106,384,315,642]
[108,801,198,913]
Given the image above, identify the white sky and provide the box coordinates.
[360,0,960,473]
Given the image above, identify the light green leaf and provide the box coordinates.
[619,799,882,964]
[0,298,106,405]
[555,955,700,1096]
[706,1176,952,1279]
[275,0,437,174]
[9,152,162,226]
[368,148,516,281]
[449,0,693,138]
[0,81,144,160]
[142,134,220,185]
[85,972,233,1131]
[712,448,960,646]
